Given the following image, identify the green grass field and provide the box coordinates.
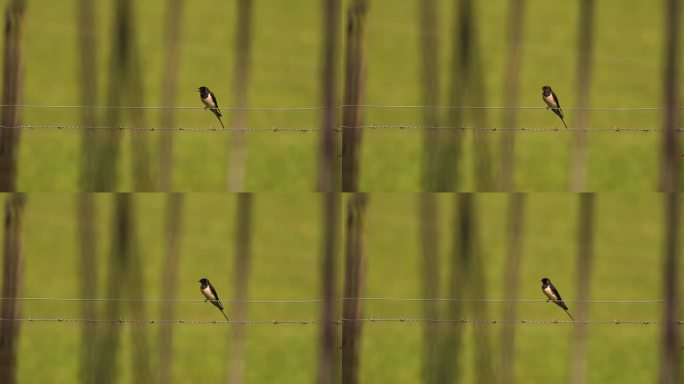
[11,194,682,383]
[0,0,682,382]
[3,0,682,191]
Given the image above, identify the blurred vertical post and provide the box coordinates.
[659,0,681,192]
[95,0,153,190]
[570,193,594,384]
[440,0,468,191]
[318,5,341,379]
[500,193,525,384]
[94,1,127,190]
[570,0,595,191]
[0,0,26,191]
[341,0,368,191]
[436,193,472,382]
[443,0,494,190]
[318,0,341,192]
[228,193,253,384]
[419,194,440,384]
[77,194,98,383]
[462,1,494,191]
[77,0,99,190]
[466,195,495,383]
[125,2,153,190]
[0,194,25,384]
[499,0,527,191]
[317,192,340,384]
[157,193,184,384]
[96,194,151,383]
[418,0,441,191]
[659,0,681,377]
[95,195,127,384]
[123,196,151,383]
[341,194,367,384]
[227,0,253,192]
[158,0,186,190]
[660,192,679,384]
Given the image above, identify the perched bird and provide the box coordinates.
[198,86,225,128]
[198,278,229,321]
[541,277,574,320]
[541,85,568,128]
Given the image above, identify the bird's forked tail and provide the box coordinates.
[220,309,229,321]
[564,309,574,320]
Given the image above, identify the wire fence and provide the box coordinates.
[3,104,684,111]
[3,125,682,132]
[0,317,680,325]
[1,297,678,303]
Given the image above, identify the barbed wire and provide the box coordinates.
[1,297,678,303]
[347,125,682,132]
[0,125,320,132]
[1,104,683,111]
[2,125,682,132]
[0,317,680,325]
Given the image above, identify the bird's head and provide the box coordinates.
[198,86,208,96]
[541,277,551,284]
[199,278,209,284]
[541,85,551,94]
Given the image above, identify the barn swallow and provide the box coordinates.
[198,86,225,128]
[199,278,229,321]
[541,277,574,320]
[541,86,568,128]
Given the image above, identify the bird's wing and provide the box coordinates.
[550,285,563,301]
[210,93,222,117]
[551,285,570,310]
[210,285,220,301]
[210,285,225,310]
[552,93,564,117]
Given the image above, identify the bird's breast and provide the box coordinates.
[201,96,216,109]
[201,286,216,301]
[542,286,557,301]
[543,94,557,109]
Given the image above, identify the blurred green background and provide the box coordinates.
[1,0,682,191]
[11,193,682,382]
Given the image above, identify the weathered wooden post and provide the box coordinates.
[342,194,368,384]
[0,194,26,384]
[0,0,26,191]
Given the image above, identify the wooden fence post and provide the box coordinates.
[158,0,186,191]
[77,0,98,191]
[157,193,184,384]
[570,0,595,191]
[419,0,441,191]
[227,0,253,192]
[499,0,527,190]
[419,194,440,384]
[341,0,368,192]
[228,193,254,384]
[0,194,26,384]
[659,0,681,191]
[317,192,340,384]
[77,194,98,383]
[500,193,525,383]
[342,194,368,384]
[0,0,26,191]
[317,0,341,192]
[570,193,595,384]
